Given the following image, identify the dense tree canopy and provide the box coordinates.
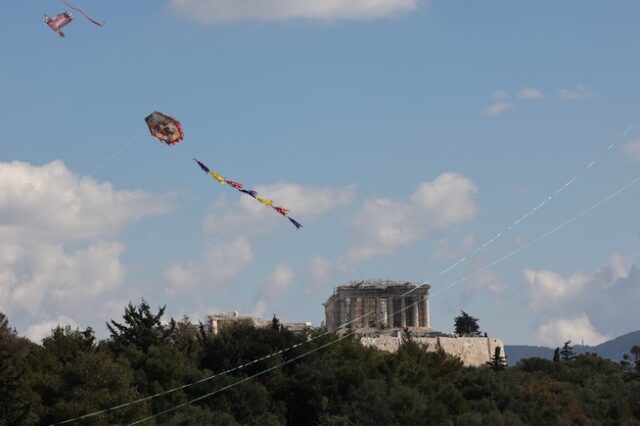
[1,302,639,425]
[454,311,481,336]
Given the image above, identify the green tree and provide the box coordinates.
[630,345,640,373]
[29,324,148,425]
[107,299,176,352]
[560,341,575,361]
[271,314,281,331]
[454,311,481,336]
[553,347,560,362]
[487,346,506,372]
[0,312,34,425]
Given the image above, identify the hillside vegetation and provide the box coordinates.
[1,302,639,425]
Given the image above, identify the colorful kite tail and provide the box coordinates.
[61,0,104,26]
[288,217,303,229]
[240,189,258,198]
[194,159,210,173]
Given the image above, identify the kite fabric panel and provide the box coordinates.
[145,111,184,145]
[44,12,73,37]
[194,159,303,230]
[44,1,103,37]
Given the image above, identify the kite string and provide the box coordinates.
[130,174,640,426]
[60,0,104,26]
[52,122,636,425]
[86,130,144,179]
[127,333,354,426]
[55,172,640,426]
[57,120,635,423]
[436,120,636,277]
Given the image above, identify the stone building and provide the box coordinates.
[207,311,267,335]
[206,311,312,336]
[323,280,505,367]
[323,280,430,332]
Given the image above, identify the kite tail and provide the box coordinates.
[61,0,104,26]
[193,158,210,173]
[240,189,258,198]
[58,30,65,37]
[288,217,303,229]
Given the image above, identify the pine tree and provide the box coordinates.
[560,340,575,361]
[0,313,31,424]
[553,347,560,362]
[454,311,481,336]
[272,314,281,331]
[630,345,640,377]
[107,299,175,352]
[487,346,507,372]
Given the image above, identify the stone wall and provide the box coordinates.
[360,335,505,367]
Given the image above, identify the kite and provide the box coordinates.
[145,111,184,145]
[44,12,73,37]
[194,159,303,229]
[44,1,103,37]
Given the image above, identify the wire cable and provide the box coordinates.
[123,174,640,425]
[54,122,636,424]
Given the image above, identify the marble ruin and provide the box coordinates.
[323,280,505,366]
[323,280,430,332]
[205,280,505,367]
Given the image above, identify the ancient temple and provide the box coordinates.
[323,280,430,332]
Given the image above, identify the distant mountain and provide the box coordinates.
[505,330,640,366]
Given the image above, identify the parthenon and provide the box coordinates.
[323,280,430,332]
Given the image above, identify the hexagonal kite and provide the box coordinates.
[145,111,184,146]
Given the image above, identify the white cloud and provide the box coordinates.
[0,160,172,340]
[485,101,512,117]
[623,139,640,161]
[250,264,294,321]
[491,90,507,100]
[24,316,79,343]
[342,172,478,265]
[559,84,593,100]
[309,256,332,282]
[523,268,590,312]
[266,264,294,295]
[169,0,421,23]
[203,183,355,234]
[251,301,269,319]
[535,315,609,347]
[433,234,475,260]
[524,253,640,339]
[518,87,544,100]
[460,269,506,304]
[254,183,355,217]
[0,161,173,241]
[410,174,478,226]
[164,237,253,293]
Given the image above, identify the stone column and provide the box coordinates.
[423,297,430,329]
[413,301,419,328]
[400,297,406,328]
[387,297,394,327]
[342,297,350,329]
[379,297,387,328]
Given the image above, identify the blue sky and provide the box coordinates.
[1,0,639,346]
